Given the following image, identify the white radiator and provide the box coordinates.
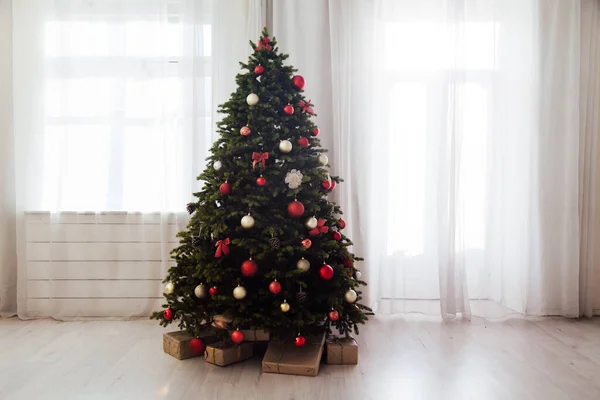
[24,212,181,318]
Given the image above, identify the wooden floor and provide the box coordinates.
[1,315,600,400]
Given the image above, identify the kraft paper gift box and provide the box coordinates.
[163,330,219,360]
[204,342,254,367]
[261,333,326,377]
[325,336,359,365]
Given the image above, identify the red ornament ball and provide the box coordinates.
[209,286,218,296]
[338,219,346,229]
[288,200,305,218]
[292,75,305,90]
[329,310,339,321]
[343,258,354,268]
[269,280,282,294]
[256,176,267,186]
[231,330,245,344]
[240,126,251,136]
[320,264,334,280]
[219,182,231,195]
[333,232,342,241]
[254,65,264,74]
[163,307,173,321]
[284,104,294,115]
[321,180,332,190]
[312,127,319,136]
[189,338,206,355]
[297,137,309,148]
[295,335,306,347]
[330,180,337,190]
[241,259,258,277]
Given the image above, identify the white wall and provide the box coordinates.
[0,0,17,317]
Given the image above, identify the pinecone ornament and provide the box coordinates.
[192,236,202,247]
[296,289,308,304]
[269,237,281,249]
[186,202,197,214]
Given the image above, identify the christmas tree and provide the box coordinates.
[152,29,369,348]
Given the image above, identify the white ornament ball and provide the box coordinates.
[194,284,207,298]
[246,93,259,106]
[279,140,292,153]
[213,160,222,171]
[241,215,255,229]
[233,286,247,300]
[297,258,310,272]
[165,282,174,294]
[317,154,329,166]
[280,302,290,312]
[355,270,362,280]
[345,289,358,303]
[305,217,318,230]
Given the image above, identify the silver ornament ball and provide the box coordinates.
[233,286,247,300]
[213,160,222,171]
[297,258,310,272]
[345,289,358,303]
[279,140,293,153]
[317,153,329,166]
[355,270,362,280]
[165,282,175,294]
[305,217,318,230]
[246,93,259,106]
[241,215,255,229]
[194,284,207,298]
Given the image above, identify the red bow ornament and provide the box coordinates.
[256,37,272,51]
[252,152,269,169]
[309,219,329,236]
[215,238,230,258]
[299,99,315,115]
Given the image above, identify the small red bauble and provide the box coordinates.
[292,75,305,90]
[209,286,218,296]
[320,264,334,280]
[231,330,245,344]
[284,104,294,115]
[219,182,231,195]
[269,280,281,294]
[301,238,312,249]
[297,137,309,148]
[330,180,337,190]
[163,307,173,321]
[329,310,339,321]
[287,200,305,218]
[241,259,258,277]
[295,335,306,347]
[333,232,342,241]
[240,125,251,136]
[312,127,319,136]
[256,176,267,186]
[254,65,264,74]
[343,258,354,268]
[321,180,332,190]
[338,219,346,229]
[189,338,206,355]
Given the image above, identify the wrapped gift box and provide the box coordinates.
[262,333,326,377]
[325,336,358,365]
[204,342,254,367]
[163,330,219,360]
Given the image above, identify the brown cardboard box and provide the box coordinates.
[231,329,270,342]
[163,330,219,360]
[262,333,326,377]
[326,336,358,365]
[204,342,254,366]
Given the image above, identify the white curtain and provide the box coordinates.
[274,0,600,318]
[2,0,261,318]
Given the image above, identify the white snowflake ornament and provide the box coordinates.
[285,169,304,189]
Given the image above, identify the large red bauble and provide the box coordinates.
[287,200,305,218]
[297,137,309,148]
[254,65,264,74]
[219,182,231,195]
[240,126,251,136]
[231,330,245,344]
[320,264,334,280]
[269,281,281,294]
[329,310,339,321]
[343,258,354,268]
[292,75,305,90]
[283,104,294,115]
[321,180,332,190]
[256,176,267,186]
[209,286,218,296]
[312,127,319,136]
[338,219,346,229]
[163,307,173,321]
[189,338,206,355]
[295,335,306,347]
[241,259,258,277]
[333,232,342,241]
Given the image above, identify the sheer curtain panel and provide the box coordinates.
[9,0,261,318]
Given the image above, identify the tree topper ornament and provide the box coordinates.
[285,169,303,189]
